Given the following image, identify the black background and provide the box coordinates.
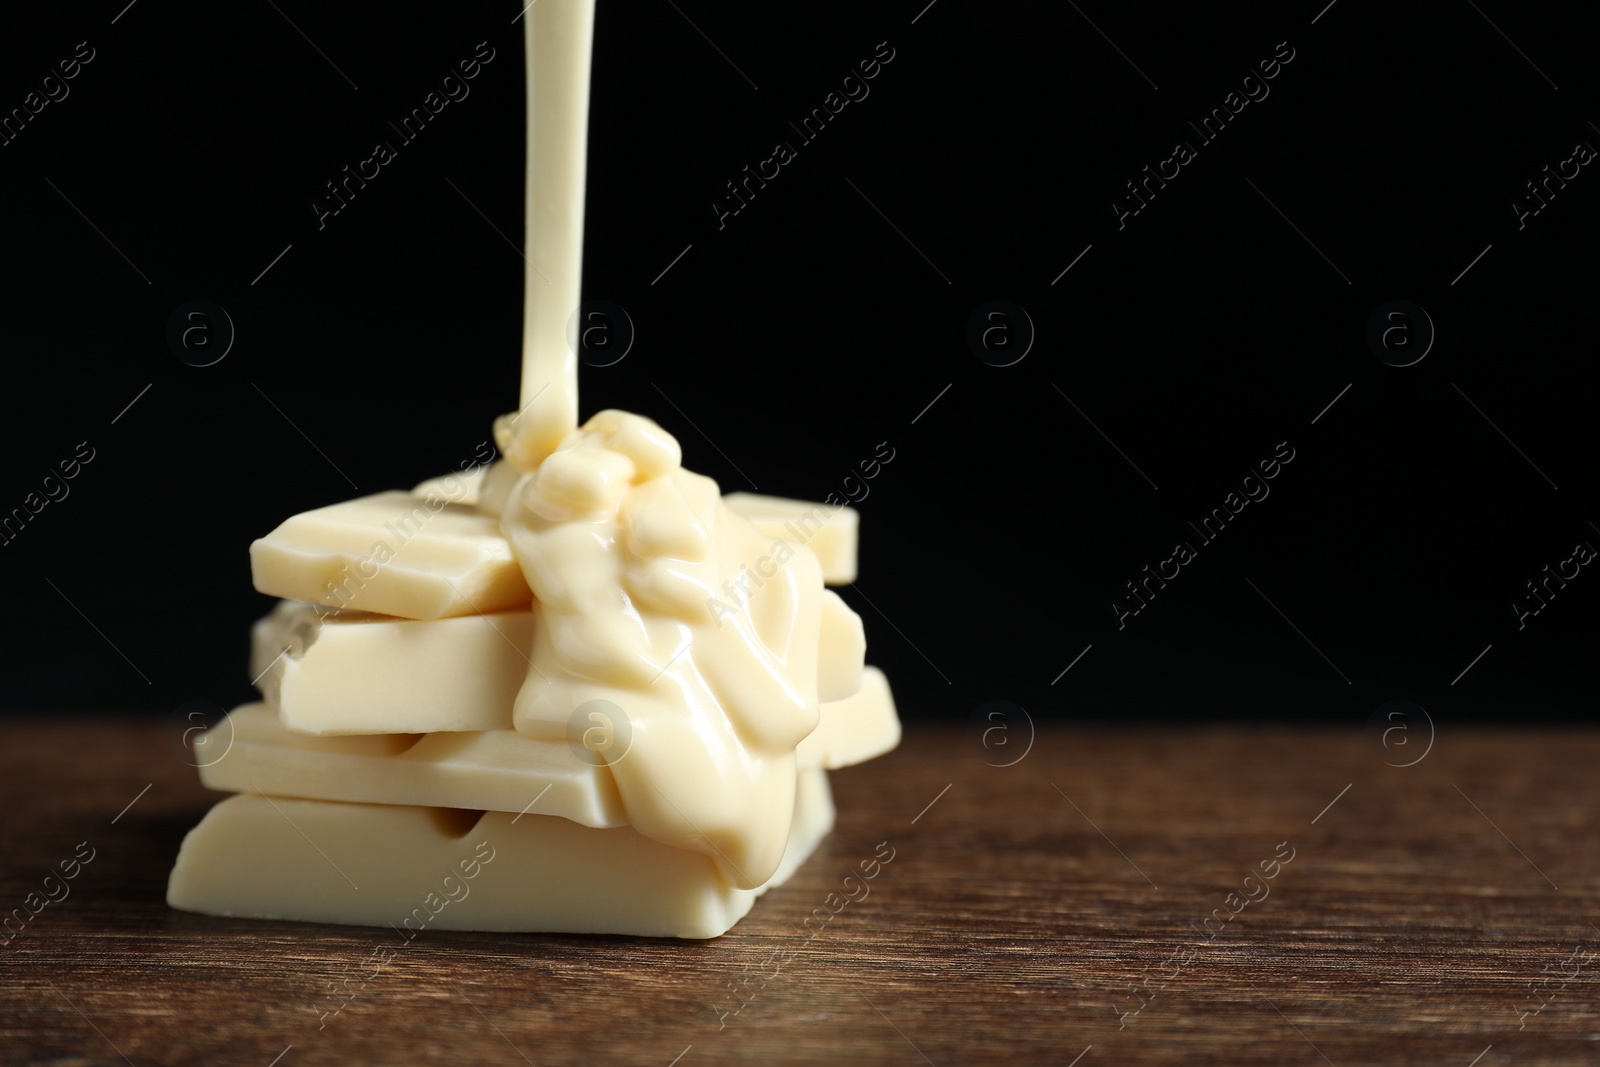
[1,1,1594,727]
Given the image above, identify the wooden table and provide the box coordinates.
[2,721,1596,1066]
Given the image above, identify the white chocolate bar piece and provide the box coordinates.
[249,601,528,735]
[200,703,627,828]
[251,591,867,736]
[403,478,859,585]
[722,493,859,585]
[168,768,834,938]
[205,665,895,827]
[797,666,899,770]
[250,491,532,620]
[424,471,862,580]
[818,589,865,703]
[203,666,894,818]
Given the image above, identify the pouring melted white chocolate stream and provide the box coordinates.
[494,411,823,889]
[502,3,827,889]
[515,0,594,467]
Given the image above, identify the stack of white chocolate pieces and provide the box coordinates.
[167,461,899,938]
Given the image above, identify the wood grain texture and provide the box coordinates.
[1,720,1597,1066]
